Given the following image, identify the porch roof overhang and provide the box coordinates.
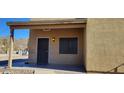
[7,19,87,29]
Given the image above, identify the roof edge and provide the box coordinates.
[7,19,87,26]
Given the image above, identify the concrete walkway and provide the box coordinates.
[7,67,83,74]
[0,57,85,74]
[0,66,84,74]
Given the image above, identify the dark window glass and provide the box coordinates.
[59,38,78,54]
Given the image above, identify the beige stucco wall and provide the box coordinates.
[28,28,85,65]
[86,18,124,73]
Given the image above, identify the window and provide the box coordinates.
[59,38,78,54]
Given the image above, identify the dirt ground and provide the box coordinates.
[0,54,28,61]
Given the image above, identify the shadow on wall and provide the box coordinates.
[87,63,124,74]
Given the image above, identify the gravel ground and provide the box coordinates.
[0,54,28,61]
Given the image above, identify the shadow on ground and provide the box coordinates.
[0,59,85,72]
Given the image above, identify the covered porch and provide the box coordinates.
[6,19,87,71]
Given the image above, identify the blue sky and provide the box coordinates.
[0,18,30,39]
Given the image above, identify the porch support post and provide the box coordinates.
[8,28,14,68]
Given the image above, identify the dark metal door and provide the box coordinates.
[37,38,49,65]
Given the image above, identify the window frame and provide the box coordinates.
[59,37,78,54]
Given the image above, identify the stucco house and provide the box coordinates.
[7,18,124,73]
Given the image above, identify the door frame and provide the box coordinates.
[36,37,50,64]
